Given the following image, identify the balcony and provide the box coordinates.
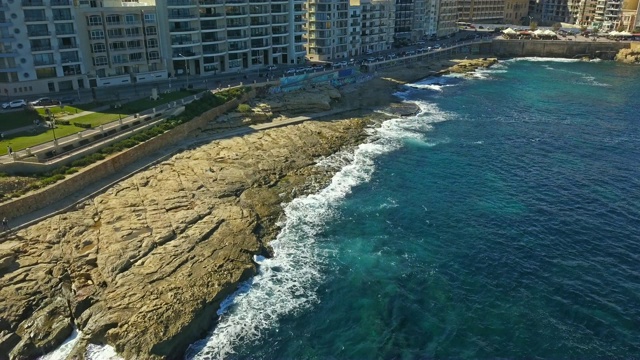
[59,43,77,49]
[202,36,225,43]
[34,59,55,66]
[25,16,48,22]
[199,0,224,5]
[172,51,200,59]
[53,15,74,21]
[170,27,199,33]
[171,40,201,47]
[28,31,51,37]
[57,29,76,35]
[51,0,72,5]
[199,12,222,19]
[226,21,249,28]
[168,13,197,20]
[167,0,197,6]
[21,0,45,6]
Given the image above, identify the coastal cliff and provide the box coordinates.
[0,56,497,359]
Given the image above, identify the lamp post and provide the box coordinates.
[178,53,189,89]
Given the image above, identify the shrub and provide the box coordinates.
[56,120,71,126]
[73,122,92,129]
[237,104,251,113]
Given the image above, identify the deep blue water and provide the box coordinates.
[188,59,640,359]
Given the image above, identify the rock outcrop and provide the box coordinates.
[0,118,369,359]
[615,43,640,64]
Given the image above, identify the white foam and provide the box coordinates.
[38,328,80,360]
[504,57,581,63]
[185,100,450,360]
[85,344,122,360]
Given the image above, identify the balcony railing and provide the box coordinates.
[34,59,55,66]
[25,17,48,22]
[22,0,44,6]
[168,0,197,5]
[28,31,51,37]
[53,15,74,21]
[51,0,72,5]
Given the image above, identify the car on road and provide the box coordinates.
[365,50,374,55]
[266,65,277,71]
[2,99,27,109]
[387,53,397,59]
[312,64,324,70]
[337,61,348,67]
[60,96,78,105]
[30,97,60,107]
[366,57,376,63]
[348,58,356,65]
[285,68,296,75]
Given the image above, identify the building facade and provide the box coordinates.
[529,0,571,24]
[0,0,86,96]
[504,0,529,24]
[304,0,351,62]
[359,0,394,53]
[157,0,306,77]
[437,0,457,37]
[76,1,167,88]
[567,0,598,25]
[593,0,622,30]
[458,0,505,23]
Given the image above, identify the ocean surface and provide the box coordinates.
[43,58,640,359]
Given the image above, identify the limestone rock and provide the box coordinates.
[0,118,369,359]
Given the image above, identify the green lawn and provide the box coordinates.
[0,89,204,156]
[1,124,84,155]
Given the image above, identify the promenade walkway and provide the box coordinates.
[2,106,350,235]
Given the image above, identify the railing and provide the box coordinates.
[25,17,48,22]
[21,0,44,6]
[59,44,77,49]
[31,45,52,51]
[53,15,74,21]
[51,0,72,5]
[167,0,197,5]
[34,60,55,66]
[28,31,51,37]
[170,27,199,32]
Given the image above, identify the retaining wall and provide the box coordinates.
[491,40,631,59]
[0,90,255,221]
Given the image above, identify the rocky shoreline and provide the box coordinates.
[0,56,497,359]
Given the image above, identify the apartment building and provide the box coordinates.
[437,0,457,37]
[567,0,597,25]
[504,0,529,24]
[156,0,305,76]
[458,0,505,23]
[305,0,351,62]
[619,0,638,29]
[529,0,571,24]
[76,0,167,87]
[359,0,394,53]
[593,0,622,30]
[0,0,86,96]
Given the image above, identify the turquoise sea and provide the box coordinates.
[42,58,640,360]
[187,59,640,359]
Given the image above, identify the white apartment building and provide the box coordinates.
[156,0,306,77]
[593,0,622,30]
[304,0,351,62]
[437,0,457,37]
[0,0,87,96]
[359,0,394,53]
[76,0,168,88]
[567,0,598,25]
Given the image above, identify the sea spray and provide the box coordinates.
[185,100,452,359]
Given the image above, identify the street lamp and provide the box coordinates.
[178,53,190,89]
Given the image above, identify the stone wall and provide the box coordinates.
[491,40,632,59]
[0,90,255,223]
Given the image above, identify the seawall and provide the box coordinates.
[490,39,632,59]
[0,90,255,222]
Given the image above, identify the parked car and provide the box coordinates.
[2,99,27,109]
[266,65,277,71]
[285,68,296,75]
[30,97,60,106]
[60,96,78,105]
[312,64,324,70]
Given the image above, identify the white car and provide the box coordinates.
[266,65,277,71]
[2,99,27,109]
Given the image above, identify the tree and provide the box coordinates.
[530,21,538,31]
[552,22,562,32]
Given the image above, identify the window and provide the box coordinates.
[112,54,127,64]
[109,41,126,50]
[146,38,158,48]
[125,28,140,37]
[107,29,123,37]
[148,51,159,60]
[125,14,136,24]
[94,56,108,66]
[92,43,106,53]
[129,52,143,61]
[90,29,104,39]
[105,14,120,25]
[127,40,141,48]
[36,67,57,79]
[145,26,157,35]
[55,23,74,35]
[87,15,102,26]
[144,13,155,23]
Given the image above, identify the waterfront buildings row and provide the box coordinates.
[0,0,462,95]
[1,0,639,96]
